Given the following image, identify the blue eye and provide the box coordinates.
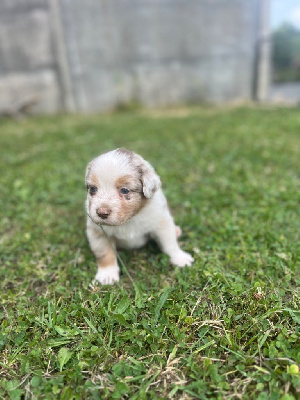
[89,185,97,195]
[120,188,130,195]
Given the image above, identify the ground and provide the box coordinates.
[0,106,299,399]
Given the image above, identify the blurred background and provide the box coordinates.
[0,0,299,116]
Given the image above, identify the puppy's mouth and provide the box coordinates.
[87,213,127,227]
[94,220,117,227]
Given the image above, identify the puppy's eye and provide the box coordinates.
[120,188,130,195]
[89,186,98,195]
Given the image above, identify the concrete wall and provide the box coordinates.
[0,0,262,114]
[0,0,61,113]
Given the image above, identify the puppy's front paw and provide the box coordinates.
[170,251,194,267]
[94,265,120,285]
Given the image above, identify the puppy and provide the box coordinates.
[85,148,193,284]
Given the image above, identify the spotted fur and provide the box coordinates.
[85,148,193,285]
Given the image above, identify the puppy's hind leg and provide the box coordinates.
[153,216,193,267]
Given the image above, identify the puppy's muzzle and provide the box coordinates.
[96,207,111,220]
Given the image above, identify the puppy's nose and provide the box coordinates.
[96,207,111,219]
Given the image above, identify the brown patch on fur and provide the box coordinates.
[118,193,148,221]
[115,175,143,193]
[114,175,148,223]
[116,148,161,198]
[87,172,99,188]
[96,246,116,268]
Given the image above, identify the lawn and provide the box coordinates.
[0,106,299,399]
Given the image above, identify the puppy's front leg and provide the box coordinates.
[153,216,194,267]
[87,224,120,285]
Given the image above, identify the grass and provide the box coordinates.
[0,106,299,399]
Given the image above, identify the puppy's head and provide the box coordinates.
[85,148,161,226]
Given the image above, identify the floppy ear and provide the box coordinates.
[136,157,161,198]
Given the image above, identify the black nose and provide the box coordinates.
[96,207,111,219]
